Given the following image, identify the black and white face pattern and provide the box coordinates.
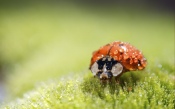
[91,56,123,80]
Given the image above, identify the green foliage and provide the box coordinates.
[0,2,174,109]
[1,68,174,109]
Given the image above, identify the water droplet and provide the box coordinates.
[114,50,118,54]
[123,54,129,60]
[130,59,133,64]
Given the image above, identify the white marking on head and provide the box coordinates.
[102,58,106,61]
[90,62,99,75]
[102,64,107,73]
[108,57,111,61]
[111,63,123,76]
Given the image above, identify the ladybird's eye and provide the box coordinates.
[97,59,105,69]
[90,62,99,75]
[111,63,123,76]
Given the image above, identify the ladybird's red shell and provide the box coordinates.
[90,41,147,71]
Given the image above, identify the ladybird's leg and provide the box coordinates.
[108,78,112,83]
[114,72,123,84]
[100,79,108,87]
[115,76,120,84]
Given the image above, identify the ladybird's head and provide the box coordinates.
[90,56,123,83]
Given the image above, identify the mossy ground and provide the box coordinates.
[2,68,175,109]
[0,2,174,109]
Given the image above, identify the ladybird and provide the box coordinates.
[89,41,147,83]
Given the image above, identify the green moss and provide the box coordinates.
[1,68,174,109]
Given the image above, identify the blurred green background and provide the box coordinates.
[0,1,174,102]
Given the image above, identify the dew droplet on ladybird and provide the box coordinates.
[114,50,118,55]
[114,56,118,60]
[130,59,133,64]
[123,54,129,60]
[119,55,123,61]
[134,58,138,63]
[138,63,140,66]
[132,54,135,58]
[135,51,138,55]
[119,48,124,53]
[139,51,142,55]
